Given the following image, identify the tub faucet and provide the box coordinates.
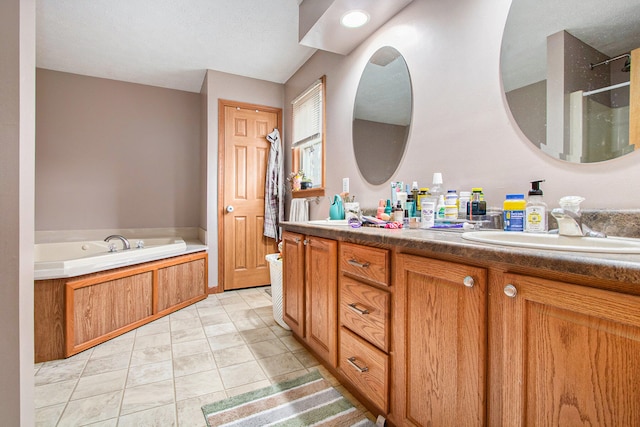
[104,235,131,250]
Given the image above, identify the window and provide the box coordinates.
[291,76,325,197]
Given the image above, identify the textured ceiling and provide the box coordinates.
[36,0,317,92]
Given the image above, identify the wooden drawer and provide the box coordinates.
[340,277,390,352]
[339,327,389,412]
[340,243,390,287]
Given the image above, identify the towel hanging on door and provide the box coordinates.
[264,128,284,240]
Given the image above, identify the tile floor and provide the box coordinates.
[34,286,370,426]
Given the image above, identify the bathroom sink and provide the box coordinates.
[461,231,640,254]
[306,219,350,226]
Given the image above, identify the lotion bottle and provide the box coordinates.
[525,180,548,233]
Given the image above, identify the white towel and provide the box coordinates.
[289,199,309,222]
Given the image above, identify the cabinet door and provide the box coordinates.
[491,273,640,426]
[282,231,305,337]
[157,256,207,313]
[393,254,487,427]
[305,236,338,367]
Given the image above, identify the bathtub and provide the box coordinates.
[34,237,187,280]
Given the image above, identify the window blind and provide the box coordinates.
[292,79,323,146]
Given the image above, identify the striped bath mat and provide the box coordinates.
[201,370,376,426]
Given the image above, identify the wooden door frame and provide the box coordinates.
[217,99,283,292]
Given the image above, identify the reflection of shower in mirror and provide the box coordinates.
[590,53,631,72]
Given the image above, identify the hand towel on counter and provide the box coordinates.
[289,199,309,222]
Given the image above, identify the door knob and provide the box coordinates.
[226,205,234,213]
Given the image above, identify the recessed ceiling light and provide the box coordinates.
[340,10,370,28]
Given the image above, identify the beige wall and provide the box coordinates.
[36,69,201,230]
[285,0,640,218]
[1,0,35,424]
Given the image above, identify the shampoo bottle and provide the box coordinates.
[525,180,548,233]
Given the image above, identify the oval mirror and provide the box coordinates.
[353,47,412,184]
[501,0,640,163]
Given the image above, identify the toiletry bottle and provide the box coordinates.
[416,188,429,218]
[503,194,525,232]
[436,195,446,219]
[406,193,416,217]
[384,199,392,217]
[397,190,408,211]
[420,199,435,228]
[445,190,458,210]
[525,180,548,233]
[430,173,444,201]
[459,191,471,219]
[411,181,420,204]
[376,199,385,220]
[393,201,404,222]
[467,188,487,219]
[391,181,404,206]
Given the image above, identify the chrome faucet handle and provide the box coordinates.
[136,240,145,249]
[550,208,583,236]
[107,243,118,252]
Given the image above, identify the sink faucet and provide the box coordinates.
[550,208,584,236]
[550,196,606,238]
[104,234,131,250]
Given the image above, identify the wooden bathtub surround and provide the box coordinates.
[35,251,208,362]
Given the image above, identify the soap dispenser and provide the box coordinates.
[525,180,547,233]
[329,194,345,220]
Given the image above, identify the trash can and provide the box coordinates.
[265,253,291,330]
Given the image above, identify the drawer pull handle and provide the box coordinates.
[347,356,369,373]
[348,259,370,268]
[347,302,370,315]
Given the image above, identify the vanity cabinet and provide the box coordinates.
[392,253,487,426]
[282,232,306,337]
[338,243,391,413]
[281,223,640,426]
[489,272,640,426]
[282,231,338,367]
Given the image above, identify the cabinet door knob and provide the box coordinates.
[463,276,474,288]
[347,259,370,268]
[504,284,518,298]
[225,205,234,213]
[347,356,369,373]
[303,239,309,245]
[294,237,301,243]
[347,302,370,315]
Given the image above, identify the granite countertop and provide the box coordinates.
[281,221,640,285]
